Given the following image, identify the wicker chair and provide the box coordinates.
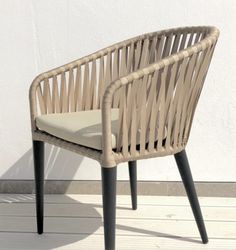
[29,26,219,250]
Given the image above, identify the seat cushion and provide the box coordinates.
[36,109,166,150]
[36,109,119,150]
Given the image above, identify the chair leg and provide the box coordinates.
[174,150,208,244]
[128,161,137,210]
[32,140,44,235]
[102,166,117,250]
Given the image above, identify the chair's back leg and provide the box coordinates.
[33,140,44,234]
[174,150,208,244]
[128,161,137,210]
[102,166,117,250]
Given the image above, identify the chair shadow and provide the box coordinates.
[1,144,85,189]
[117,224,202,244]
[0,143,93,249]
[0,194,102,249]
[0,193,203,249]
[0,144,201,248]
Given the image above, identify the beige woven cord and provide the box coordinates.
[29,26,219,168]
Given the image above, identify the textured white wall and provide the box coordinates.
[0,0,235,181]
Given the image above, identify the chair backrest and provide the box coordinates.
[101,26,219,166]
[29,26,219,167]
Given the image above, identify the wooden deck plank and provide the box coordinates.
[0,233,235,250]
[0,195,235,249]
[0,194,236,207]
[0,203,236,222]
[0,215,235,238]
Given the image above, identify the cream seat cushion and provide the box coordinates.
[36,109,166,150]
[36,109,119,150]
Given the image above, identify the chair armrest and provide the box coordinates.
[101,58,169,167]
[29,37,138,132]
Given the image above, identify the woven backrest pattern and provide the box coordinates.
[29,26,219,167]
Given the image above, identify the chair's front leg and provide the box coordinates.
[102,166,117,250]
[32,140,44,234]
[174,150,208,244]
[128,161,137,210]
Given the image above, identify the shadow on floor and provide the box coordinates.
[0,194,102,249]
[117,224,202,244]
[0,194,203,249]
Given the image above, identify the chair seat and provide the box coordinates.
[36,109,120,150]
[36,109,166,151]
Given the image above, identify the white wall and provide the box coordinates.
[0,0,235,181]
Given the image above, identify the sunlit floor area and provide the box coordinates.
[0,194,235,250]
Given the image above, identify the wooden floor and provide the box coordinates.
[0,194,235,250]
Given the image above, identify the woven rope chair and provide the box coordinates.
[29,26,219,249]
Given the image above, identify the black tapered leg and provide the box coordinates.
[174,150,208,244]
[33,140,44,235]
[102,167,117,250]
[128,161,137,210]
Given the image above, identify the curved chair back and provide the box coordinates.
[29,26,219,167]
[101,26,219,166]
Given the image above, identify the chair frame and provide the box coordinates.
[30,26,219,250]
